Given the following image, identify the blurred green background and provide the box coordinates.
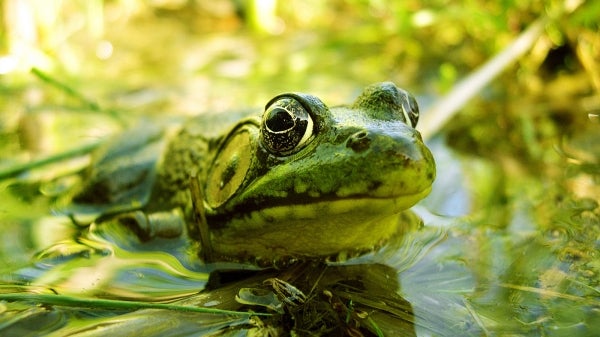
[0,0,598,159]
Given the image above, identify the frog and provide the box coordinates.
[67,82,435,264]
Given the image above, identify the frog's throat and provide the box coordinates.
[209,187,431,259]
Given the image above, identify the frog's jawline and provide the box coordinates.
[207,186,431,227]
[207,190,429,259]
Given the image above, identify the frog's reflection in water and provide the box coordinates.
[52,262,416,336]
[207,262,416,336]
[9,246,417,336]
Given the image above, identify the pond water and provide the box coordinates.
[1,2,599,336]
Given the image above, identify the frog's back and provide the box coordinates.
[67,110,256,222]
[68,123,167,221]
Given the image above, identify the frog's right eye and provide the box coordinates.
[260,96,314,156]
[399,89,419,128]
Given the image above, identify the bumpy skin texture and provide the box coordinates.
[71,82,435,263]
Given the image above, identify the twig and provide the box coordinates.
[190,170,215,263]
[419,18,547,139]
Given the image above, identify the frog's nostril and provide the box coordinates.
[346,131,371,152]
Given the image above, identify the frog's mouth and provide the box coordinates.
[208,185,432,230]
[208,186,432,259]
[260,186,432,222]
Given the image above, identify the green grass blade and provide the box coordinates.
[0,141,100,180]
[0,293,271,317]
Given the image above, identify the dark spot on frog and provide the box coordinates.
[220,155,239,189]
[346,130,371,153]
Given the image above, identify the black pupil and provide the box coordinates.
[266,108,295,132]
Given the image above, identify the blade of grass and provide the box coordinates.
[0,141,100,180]
[31,68,101,112]
[0,293,272,317]
[30,68,125,124]
[498,283,592,302]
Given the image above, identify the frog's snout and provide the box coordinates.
[344,124,425,162]
[340,124,435,198]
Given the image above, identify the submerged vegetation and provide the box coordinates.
[1,0,599,335]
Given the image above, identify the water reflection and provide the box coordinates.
[8,261,419,336]
[1,202,451,335]
[11,217,208,301]
[4,238,424,335]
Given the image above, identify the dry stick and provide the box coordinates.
[419,18,547,140]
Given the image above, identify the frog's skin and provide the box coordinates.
[71,82,435,263]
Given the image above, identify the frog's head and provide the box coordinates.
[202,82,435,261]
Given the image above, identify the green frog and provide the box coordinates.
[69,82,435,264]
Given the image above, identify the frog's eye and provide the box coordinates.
[400,90,419,128]
[260,97,314,155]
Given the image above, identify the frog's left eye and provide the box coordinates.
[261,97,314,155]
[401,90,420,128]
